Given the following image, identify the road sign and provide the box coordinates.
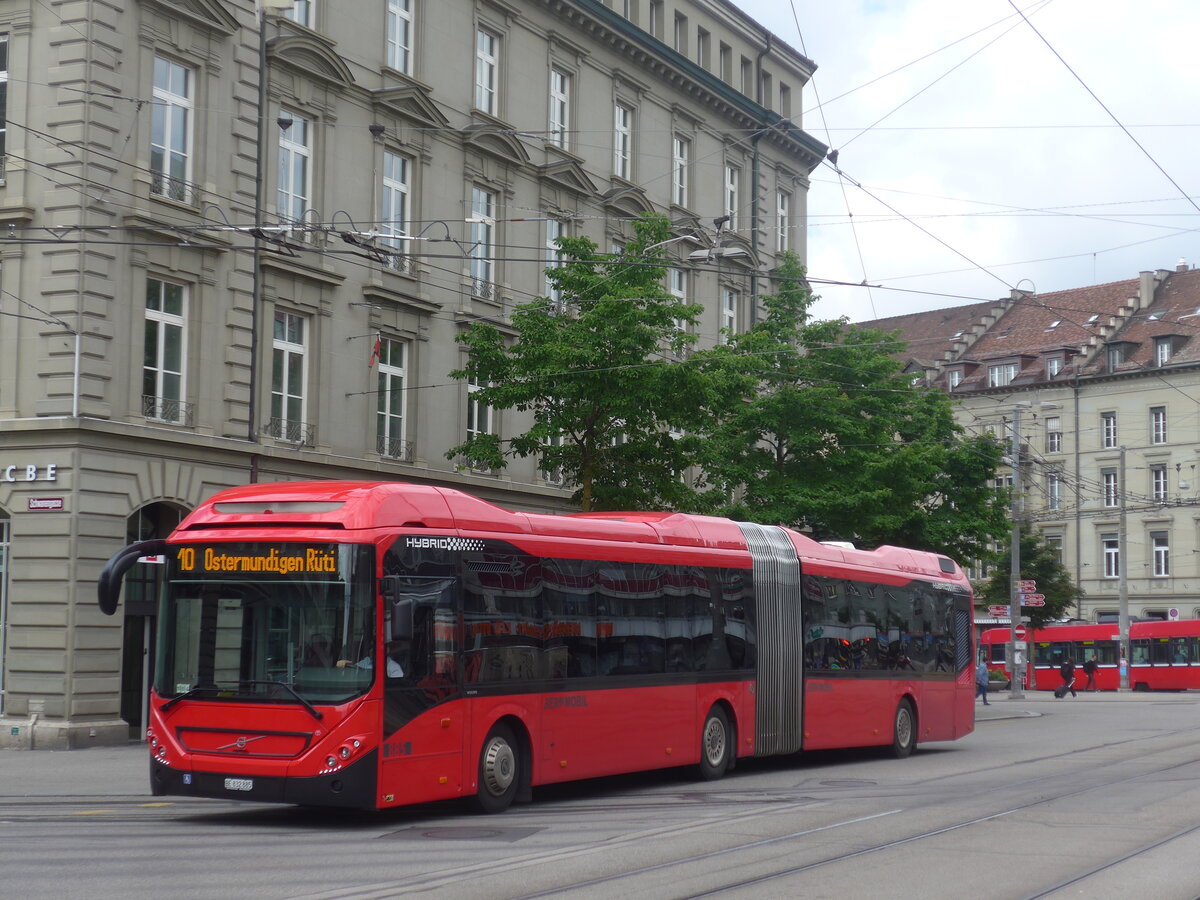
[1014,625,1028,640]
[988,605,1010,617]
[1016,580,1037,591]
[1021,597,1046,607]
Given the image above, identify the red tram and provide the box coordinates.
[98,481,976,812]
[980,619,1200,691]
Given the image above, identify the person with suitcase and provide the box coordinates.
[1056,657,1077,698]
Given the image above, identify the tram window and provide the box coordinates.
[988,643,1007,664]
[1169,637,1189,663]
[1131,641,1150,665]
[663,567,699,672]
[1149,639,1172,665]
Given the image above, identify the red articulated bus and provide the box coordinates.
[981,619,1200,692]
[97,481,976,812]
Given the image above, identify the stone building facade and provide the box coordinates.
[866,264,1200,629]
[0,0,825,747]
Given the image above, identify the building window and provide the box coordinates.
[143,279,187,424]
[696,27,710,68]
[150,57,193,203]
[648,1,663,39]
[779,83,791,117]
[540,432,565,486]
[671,135,689,207]
[277,112,311,232]
[723,164,739,230]
[947,369,963,389]
[668,268,688,336]
[475,29,499,115]
[1101,411,1117,448]
[376,338,409,460]
[1047,471,1062,511]
[740,56,753,95]
[0,36,7,175]
[467,374,492,442]
[548,67,570,148]
[469,186,495,297]
[718,42,732,82]
[987,363,1017,387]
[1152,532,1170,577]
[386,0,413,75]
[994,473,1013,490]
[271,311,308,442]
[545,219,564,303]
[1155,337,1173,366]
[1152,465,1169,502]
[1102,533,1120,578]
[380,150,410,270]
[673,13,688,54]
[1046,356,1063,378]
[1107,344,1124,370]
[1046,416,1063,453]
[1102,468,1119,508]
[284,0,314,28]
[1150,406,1167,444]
[720,288,738,343]
[613,103,632,179]
[760,71,772,108]
[776,190,791,253]
[1046,535,1064,565]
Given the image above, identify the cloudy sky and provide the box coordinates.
[730,0,1200,324]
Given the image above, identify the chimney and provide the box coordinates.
[1179,258,1189,273]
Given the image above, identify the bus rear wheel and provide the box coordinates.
[698,706,732,780]
[890,698,916,759]
[476,723,519,813]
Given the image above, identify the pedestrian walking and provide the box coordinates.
[1082,654,1099,691]
[1056,657,1077,698]
[976,657,990,705]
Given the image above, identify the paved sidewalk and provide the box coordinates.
[0,742,149,798]
[974,687,1200,721]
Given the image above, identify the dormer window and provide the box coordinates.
[988,362,1018,387]
[1155,337,1173,366]
[1107,345,1124,370]
[1046,356,1063,378]
[947,369,963,389]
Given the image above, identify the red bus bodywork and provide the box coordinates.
[99,482,976,811]
[981,620,1200,692]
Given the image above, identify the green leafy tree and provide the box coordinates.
[447,214,716,511]
[694,253,1010,563]
[978,531,1081,628]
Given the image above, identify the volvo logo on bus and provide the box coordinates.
[405,537,485,551]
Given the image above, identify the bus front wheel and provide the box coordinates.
[476,723,519,813]
[890,698,916,759]
[698,706,732,780]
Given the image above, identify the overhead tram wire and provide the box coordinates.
[786,0,877,318]
[1007,0,1200,219]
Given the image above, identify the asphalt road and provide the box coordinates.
[3,692,1200,900]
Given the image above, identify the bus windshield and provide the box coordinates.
[155,542,376,706]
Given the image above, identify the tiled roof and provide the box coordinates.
[856,266,1200,392]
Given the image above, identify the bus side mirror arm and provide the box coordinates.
[97,539,168,616]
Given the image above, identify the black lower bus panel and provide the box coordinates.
[150,749,378,810]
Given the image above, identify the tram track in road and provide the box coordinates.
[516,746,1200,900]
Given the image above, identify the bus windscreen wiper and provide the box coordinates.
[240,680,324,721]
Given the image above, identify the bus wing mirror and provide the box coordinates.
[97,539,168,616]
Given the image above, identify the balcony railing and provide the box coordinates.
[471,278,496,301]
[376,435,414,461]
[150,172,195,205]
[142,395,195,426]
[263,417,315,446]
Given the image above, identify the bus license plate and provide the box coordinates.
[224,778,253,792]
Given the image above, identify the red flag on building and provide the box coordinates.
[368,334,381,368]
